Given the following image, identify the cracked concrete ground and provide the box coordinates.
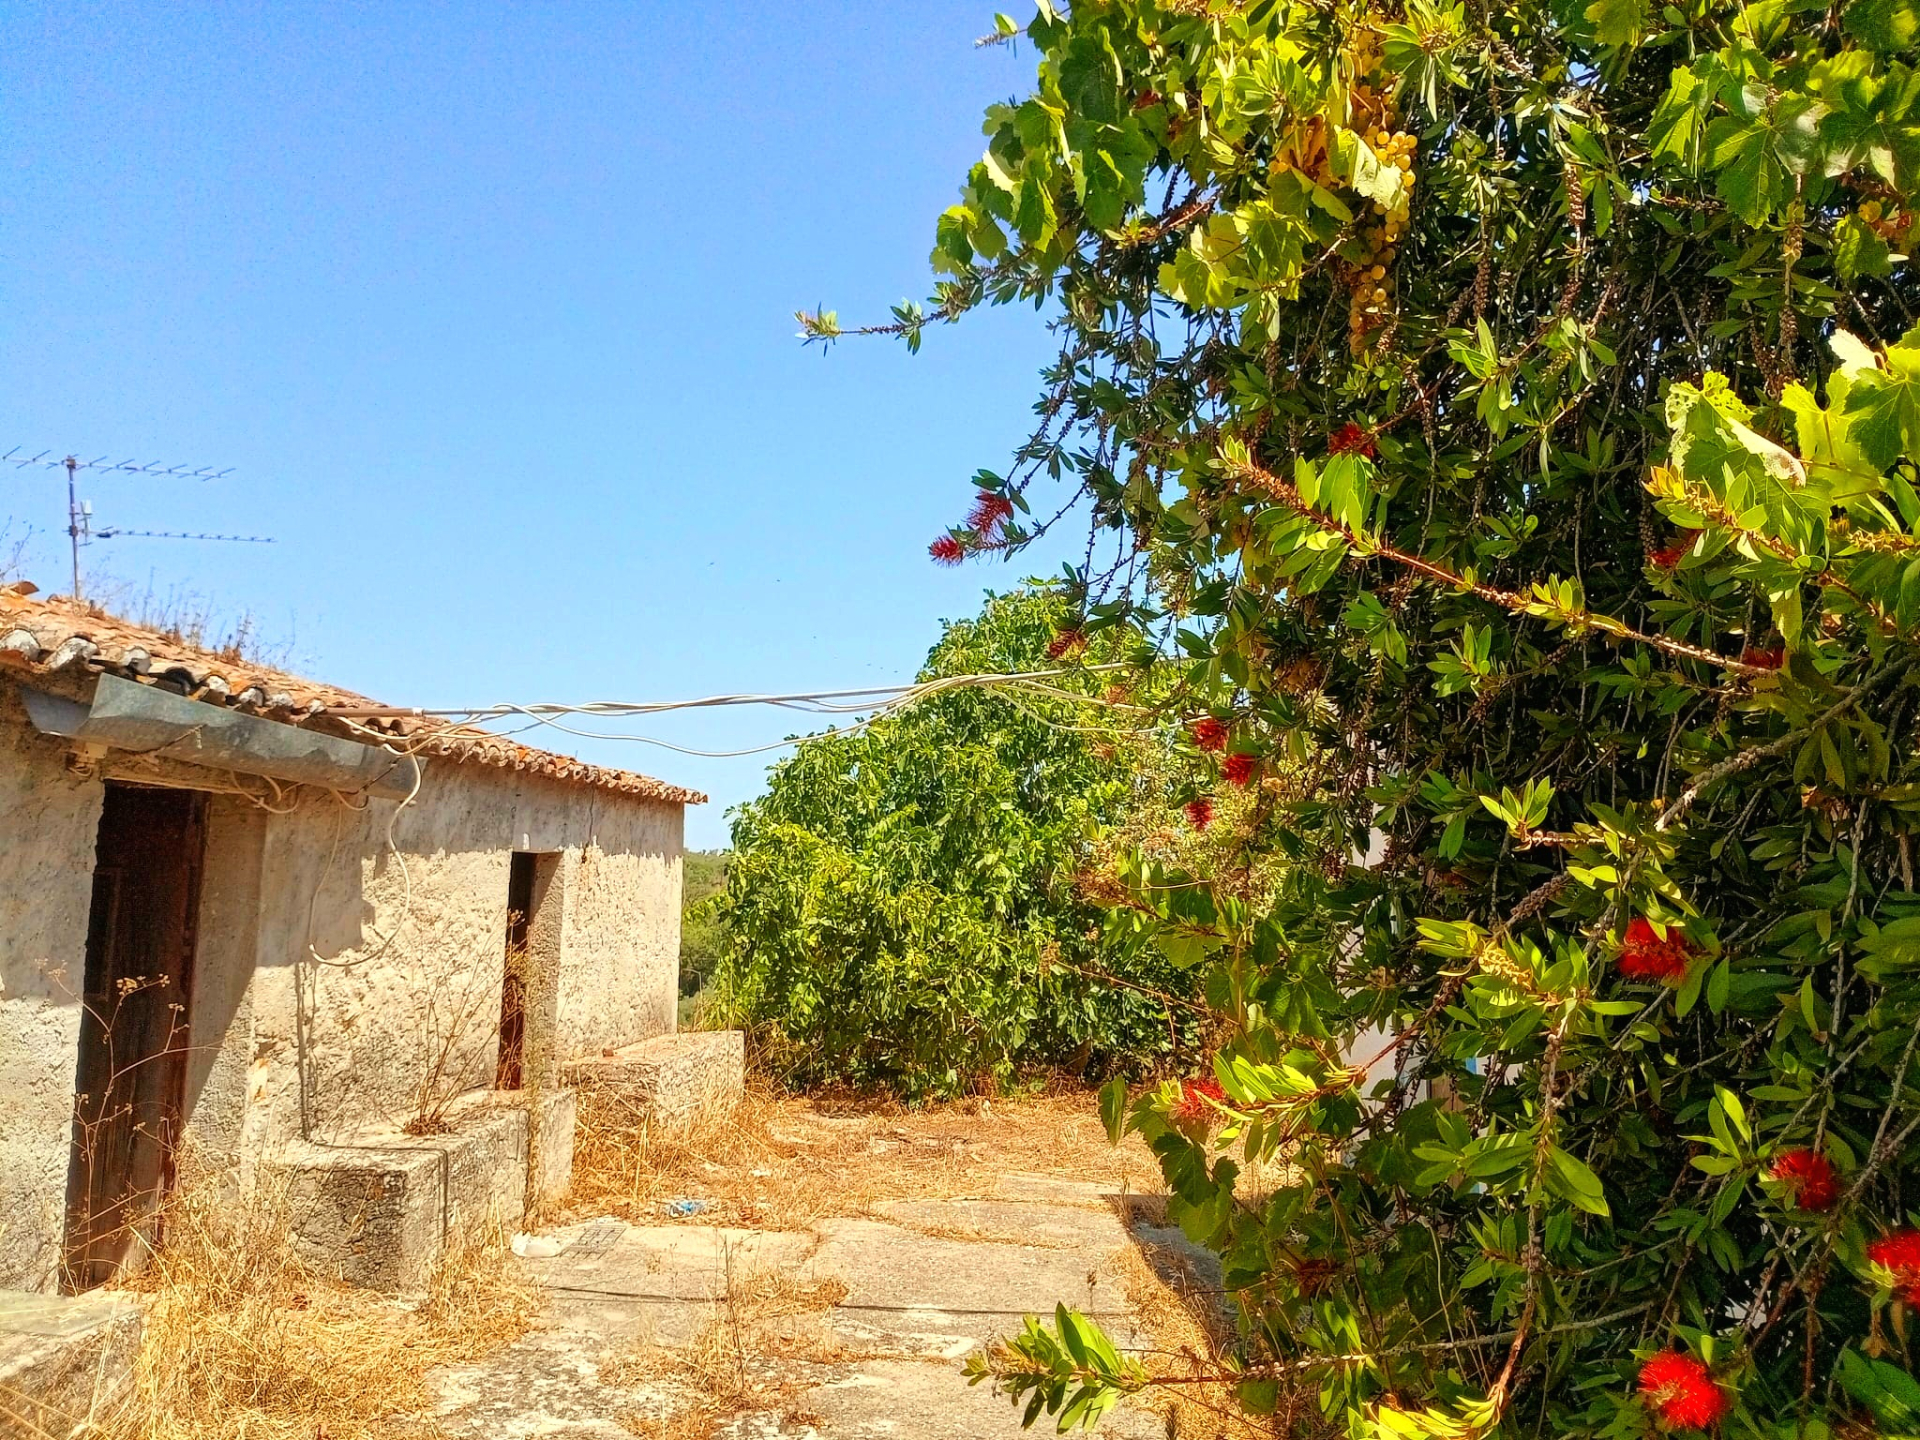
[424,1170,1202,1438]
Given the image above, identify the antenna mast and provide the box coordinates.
[6,448,264,601]
[64,456,81,601]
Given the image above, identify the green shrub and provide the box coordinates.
[712,589,1200,1097]
[677,850,730,1000]
[819,0,1920,1433]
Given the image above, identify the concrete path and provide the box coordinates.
[425,1171,1201,1438]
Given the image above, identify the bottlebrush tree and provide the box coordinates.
[807,0,1920,1434]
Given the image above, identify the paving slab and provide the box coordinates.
[989,1171,1127,1208]
[0,1290,143,1439]
[427,1167,1184,1438]
[807,1217,1142,1361]
[771,1357,1166,1439]
[428,1329,667,1439]
[872,1196,1132,1251]
[517,1221,817,1345]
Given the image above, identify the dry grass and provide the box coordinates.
[94,1179,539,1440]
[1112,1235,1262,1440]
[569,1076,1160,1230]
[577,1081,1191,1438]
[1112,1200,1332,1440]
[606,1260,851,1440]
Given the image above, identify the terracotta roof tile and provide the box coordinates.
[0,587,705,805]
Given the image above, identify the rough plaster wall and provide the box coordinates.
[555,796,684,1055]
[515,852,565,1090]
[0,672,688,1285]
[178,797,265,1182]
[245,767,685,1147]
[0,691,102,1293]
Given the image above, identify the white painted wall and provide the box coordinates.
[0,689,103,1291]
[246,770,686,1147]
[0,683,686,1292]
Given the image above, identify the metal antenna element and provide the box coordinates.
[92,528,273,543]
[2,449,235,481]
[4,447,263,601]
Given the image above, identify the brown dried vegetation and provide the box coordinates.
[95,1180,538,1440]
[568,1077,1159,1230]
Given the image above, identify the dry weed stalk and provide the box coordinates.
[95,1178,538,1440]
[404,934,513,1136]
[605,1254,849,1440]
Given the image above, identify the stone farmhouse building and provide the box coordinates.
[0,586,706,1294]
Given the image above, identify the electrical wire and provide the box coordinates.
[280,665,1164,1139]
[324,664,1138,723]
[303,749,422,970]
[328,664,1161,760]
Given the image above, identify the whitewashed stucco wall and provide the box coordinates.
[555,797,683,1056]
[0,678,686,1293]
[244,765,686,1146]
[0,695,103,1291]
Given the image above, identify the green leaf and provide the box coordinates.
[1707,958,1732,1014]
[1056,1303,1090,1366]
[1837,1348,1920,1429]
[1836,215,1892,287]
[1587,0,1647,44]
[1329,127,1408,210]
[1099,1077,1128,1146]
[1549,1145,1611,1216]
[1841,344,1920,470]
[1846,0,1920,52]
[1819,59,1920,186]
[1055,35,1122,125]
[1650,63,1713,164]
[1707,88,1798,225]
[1677,957,1707,1018]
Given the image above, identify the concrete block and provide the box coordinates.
[561,1030,743,1125]
[0,1290,142,1439]
[266,1088,575,1292]
[529,1088,576,1209]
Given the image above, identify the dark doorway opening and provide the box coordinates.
[495,852,536,1090]
[496,850,560,1092]
[64,782,209,1292]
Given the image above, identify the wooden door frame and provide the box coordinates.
[62,781,209,1291]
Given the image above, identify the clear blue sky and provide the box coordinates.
[0,4,1069,848]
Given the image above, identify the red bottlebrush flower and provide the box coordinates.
[1740,643,1786,671]
[1637,1351,1730,1430]
[1046,627,1086,660]
[1222,752,1256,787]
[1869,1230,1920,1273]
[1328,422,1378,459]
[1191,717,1228,752]
[1617,917,1698,984]
[968,490,1015,534]
[1769,1149,1841,1212]
[1868,1229,1920,1301]
[1185,797,1214,830]
[1170,1077,1226,1123]
[1648,530,1698,571]
[928,535,966,566]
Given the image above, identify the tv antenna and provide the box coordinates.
[3,448,270,601]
